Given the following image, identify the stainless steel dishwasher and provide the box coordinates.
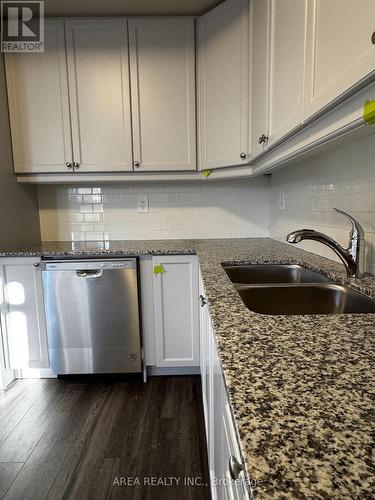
[42,259,142,375]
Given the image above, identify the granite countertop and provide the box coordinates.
[1,238,374,499]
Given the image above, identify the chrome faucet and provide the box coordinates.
[286,208,365,278]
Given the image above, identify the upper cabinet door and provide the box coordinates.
[304,0,375,120]
[197,0,250,170]
[128,18,196,172]
[251,0,307,155]
[5,20,72,174]
[267,0,307,145]
[250,0,270,157]
[66,19,133,172]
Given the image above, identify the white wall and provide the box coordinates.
[0,54,40,249]
[269,134,375,275]
[38,178,270,241]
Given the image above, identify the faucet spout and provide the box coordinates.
[286,209,365,278]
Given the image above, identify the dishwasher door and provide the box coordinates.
[42,259,142,375]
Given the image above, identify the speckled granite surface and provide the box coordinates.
[1,238,374,499]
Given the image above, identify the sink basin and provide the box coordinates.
[223,264,331,284]
[237,284,375,315]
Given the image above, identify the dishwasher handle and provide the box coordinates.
[76,270,103,278]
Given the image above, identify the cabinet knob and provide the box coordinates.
[258,134,268,144]
[229,456,244,480]
[66,162,73,169]
[240,152,246,160]
[372,31,375,45]
[199,295,207,307]
[33,262,40,267]
[133,161,140,168]
[73,162,80,169]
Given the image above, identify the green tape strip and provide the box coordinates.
[202,169,212,178]
[153,264,165,275]
[363,100,375,125]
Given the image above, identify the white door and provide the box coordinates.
[0,258,49,369]
[5,20,72,174]
[66,19,133,172]
[197,0,250,169]
[267,0,307,145]
[129,18,196,172]
[304,0,375,120]
[250,0,270,157]
[153,256,199,367]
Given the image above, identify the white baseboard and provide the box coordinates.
[20,368,57,379]
[147,366,200,376]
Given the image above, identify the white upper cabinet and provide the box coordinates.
[128,18,196,171]
[65,19,133,172]
[251,0,307,155]
[197,0,250,169]
[5,20,72,174]
[267,0,307,144]
[250,0,270,157]
[304,0,375,120]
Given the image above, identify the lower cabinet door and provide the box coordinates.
[0,258,49,369]
[153,255,199,367]
[211,335,250,500]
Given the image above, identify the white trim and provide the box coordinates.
[147,366,200,376]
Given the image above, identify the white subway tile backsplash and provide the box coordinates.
[269,134,375,275]
[38,178,270,242]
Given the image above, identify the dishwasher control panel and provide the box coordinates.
[43,259,137,271]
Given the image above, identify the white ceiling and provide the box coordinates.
[43,0,225,17]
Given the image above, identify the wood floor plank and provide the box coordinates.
[1,377,210,500]
[3,383,109,500]
[0,463,23,498]
[46,381,152,500]
[0,380,67,462]
[0,380,52,447]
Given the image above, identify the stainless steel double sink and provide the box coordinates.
[223,264,375,315]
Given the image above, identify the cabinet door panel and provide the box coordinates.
[153,256,199,367]
[304,0,375,119]
[5,20,72,173]
[0,259,49,369]
[66,19,133,172]
[250,0,270,157]
[129,19,196,171]
[268,0,307,144]
[198,0,249,169]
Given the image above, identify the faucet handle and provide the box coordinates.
[333,208,365,240]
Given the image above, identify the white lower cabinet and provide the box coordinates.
[152,255,199,368]
[0,258,49,370]
[199,272,250,500]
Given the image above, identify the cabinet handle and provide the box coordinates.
[258,134,268,144]
[73,162,80,169]
[199,295,207,307]
[240,153,246,160]
[33,262,40,267]
[372,31,375,45]
[133,161,140,168]
[229,456,244,480]
[65,162,73,169]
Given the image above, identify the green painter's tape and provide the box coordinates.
[363,100,375,125]
[153,264,165,275]
[202,169,212,178]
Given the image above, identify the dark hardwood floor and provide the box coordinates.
[0,376,211,500]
